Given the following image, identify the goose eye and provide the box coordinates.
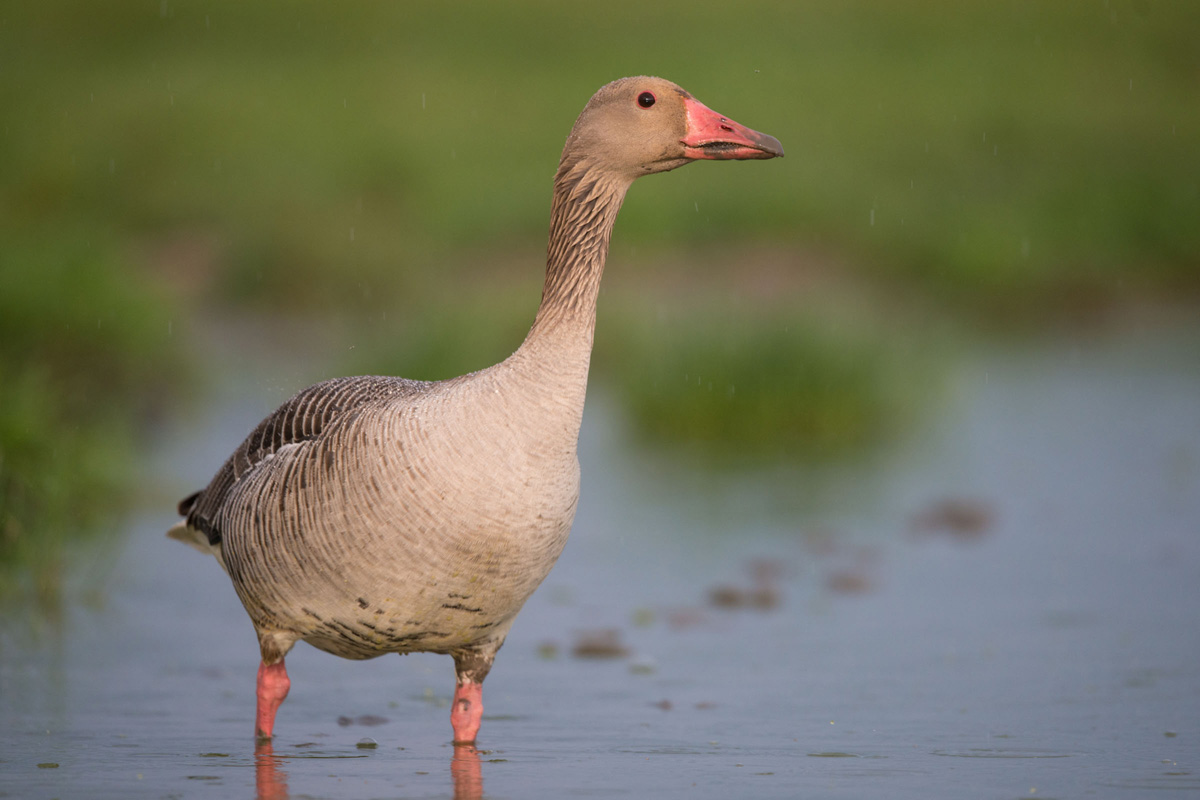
[637,91,656,109]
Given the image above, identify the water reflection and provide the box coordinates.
[451,744,484,800]
[253,743,289,800]
[251,741,483,800]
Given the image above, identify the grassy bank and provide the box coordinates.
[3,1,1196,312]
[0,231,179,607]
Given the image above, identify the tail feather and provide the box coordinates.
[167,520,216,555]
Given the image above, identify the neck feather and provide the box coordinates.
[496,156,632,444]
[527,159,630,338]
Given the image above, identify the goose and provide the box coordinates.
[169,76,783,744]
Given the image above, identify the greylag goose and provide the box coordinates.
[169,76,782,744]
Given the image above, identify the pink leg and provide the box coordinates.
[450,681,483,744]
[255,659,291,740]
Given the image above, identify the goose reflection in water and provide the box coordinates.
[252,742,484,800]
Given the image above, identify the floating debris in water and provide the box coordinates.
[826,569,874,595]
[652,699,673,711]
[708,584,780,609]
[356,738,378,749]
[536,640,559,660]
[37,763,59,769]
[337,714,388,727]
[571,629,629,659]
[708,557,785,609]
[910,498,995,540]
[629,656,657,674]
[709,585,745,607]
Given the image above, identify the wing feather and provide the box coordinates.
[176,375,428,546]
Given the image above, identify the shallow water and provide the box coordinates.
[3,325,1199,799]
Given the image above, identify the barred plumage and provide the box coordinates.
[169,76,781,744]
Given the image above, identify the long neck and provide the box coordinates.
[518,158,630,368]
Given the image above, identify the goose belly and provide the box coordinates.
[288,508,574,660]
[218,426,580,659]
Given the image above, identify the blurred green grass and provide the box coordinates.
[0,230,179,604]
[5,1,1196,308]
[2,1,1198,583]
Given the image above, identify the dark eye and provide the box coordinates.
[637,91,656,109]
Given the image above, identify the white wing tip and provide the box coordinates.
[167,520,215,555]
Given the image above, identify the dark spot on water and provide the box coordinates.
[708,584,781,609]
[910,497,994,540]
[652,699,672,711]
[37,762,59,769]
[708,558,785,609]
[808,752,861,758]
[708,585,744,607]
[571,629,629,659]
[826,570,874,595]
[338,714,389,727]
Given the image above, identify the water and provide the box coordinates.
[3,325,1198,798]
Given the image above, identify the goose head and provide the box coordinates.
[560,76,784,180]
